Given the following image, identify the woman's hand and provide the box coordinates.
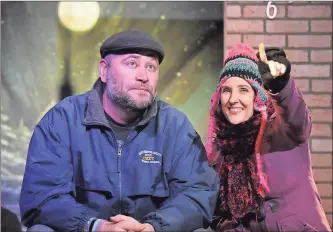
[258,43,286,78]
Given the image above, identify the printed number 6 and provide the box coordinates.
[266,1,277,19]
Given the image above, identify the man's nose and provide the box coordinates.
[136,66,149,82]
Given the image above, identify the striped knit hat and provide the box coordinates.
[205,43,270,192]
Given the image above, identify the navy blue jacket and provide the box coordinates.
[19,79,219,232]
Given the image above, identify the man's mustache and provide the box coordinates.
[130,84,153,94]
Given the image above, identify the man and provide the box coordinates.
[20,29,219,232]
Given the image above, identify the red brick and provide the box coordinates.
[224,49,231,59]
[288,6,331,18]
[226,20,264,33]
[303,94,331,107]
[313,168,332,182]
[311,109,332,123]
[275,1,310,4]
[316,183,333,197]
[294,79,309,92]
[243,35,286,48]
[288,35,332,48]
[322,199,332,213]
[312,153,333,167]
[243,5,285,18]
[267,20,309,33]
[284,49,309,62]
[311,124,332,137]
[312,80,333,93]
[311,50,333,63]
[235,1,263,4]
[226,5,242,18]
[312,139,332,152]
[226,34,242,48]
[311,20,333,33]
[291,64,331,78]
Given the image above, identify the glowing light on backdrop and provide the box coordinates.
[58,1,100,32]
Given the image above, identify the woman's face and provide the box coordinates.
[220,77,256,125]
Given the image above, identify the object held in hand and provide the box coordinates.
[258,43,286,78]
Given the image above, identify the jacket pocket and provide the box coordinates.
[72,150,116,202]
[74,179,115,220]
[75,184,113,203]
[277,214,318,232]
[21,194,60,228]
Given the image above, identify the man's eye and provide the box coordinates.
[147,64,156,71]
[127,61,137,67]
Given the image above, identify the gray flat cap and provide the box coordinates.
[100,29,165,63]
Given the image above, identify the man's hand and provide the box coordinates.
[95,215,155,232]
[96,220,126,232]
[141,223,155,232]
[258,43,286,78]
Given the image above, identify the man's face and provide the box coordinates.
[100,53,159,111]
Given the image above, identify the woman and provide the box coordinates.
[205,43,331,232]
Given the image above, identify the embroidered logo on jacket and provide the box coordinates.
[139,150,162,164]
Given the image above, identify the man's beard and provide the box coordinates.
[106,73,156,111]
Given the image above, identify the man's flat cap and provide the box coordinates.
[100,29,165,63]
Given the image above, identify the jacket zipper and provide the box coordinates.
[117,142,123,214]
[37,194,59,208]
[116,130,137,215]
[110,129,137,215]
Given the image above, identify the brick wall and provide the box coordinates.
[223,1,332,228]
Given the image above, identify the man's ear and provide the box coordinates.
[99,58,108,83]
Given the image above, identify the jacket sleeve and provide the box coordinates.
[270,77,312,144]
[257,47,312,144]
[19,106,98,232]
[142,119,220,232]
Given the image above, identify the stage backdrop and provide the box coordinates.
[1,1,224,219]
